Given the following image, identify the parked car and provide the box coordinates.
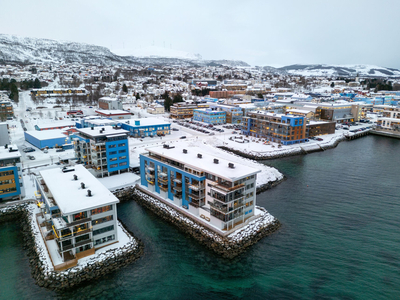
[27,155,35,160]
[56,148,65,152]
[179,136,186,139]
[23,147,35,153]
[172,128,179,131]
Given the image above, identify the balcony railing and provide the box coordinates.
[68,217,91,227]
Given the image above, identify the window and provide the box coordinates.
[119,156,127,160]
[93,225,114,236]
[119,162,127,166]
[91,205,112,215]
[118,143,126,147]
[75,233,90,243]
[118,149,126,154]
[109,151,117,155]
[94,234,115,246]
[108,144,116,148]
[92,215,113,226]
[110,163,118,168]
[110,157,117,161]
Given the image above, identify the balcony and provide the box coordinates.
[172,185,182,192]
[74,228,91,237]
[212,182,245,193]
[68,217,91,227]
[75,238,92,248]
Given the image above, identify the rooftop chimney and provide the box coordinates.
[183,149,187,154]
[228,163,235,169]
[197,153,202,158]
[87,190,92,197]
[81,182,85,189]
[73,174,78,180]
[214,159,219,164]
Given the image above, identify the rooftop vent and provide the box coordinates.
[214,159,219,164]
[228,163,235,169]
[183,149,187,154]
[81,182,85,189]
[4,144,7,149]
[197,153,202,158]
[91,127,94,130]
[73,174,78,180]
[62,167,75,173]
[87,190,92,197]
[163,144,169,149]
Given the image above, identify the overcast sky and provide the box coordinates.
[1,0,400,68]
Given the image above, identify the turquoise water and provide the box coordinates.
[1,135,399,299]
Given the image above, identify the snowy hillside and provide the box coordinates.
[277,64,400,77]
[114,46,202,60]
[0,34,125,65]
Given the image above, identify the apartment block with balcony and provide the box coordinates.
[193,108,226,124]
[376,106,400,131]
[0,100,14,120]
[140,145,260,231]
[35,165,119,270]
[170,102,198,119]
[241,111,307,145]
[72,126,129,178]
[0,144,24,201]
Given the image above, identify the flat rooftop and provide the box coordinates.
[0,144,21,160]
[146,146,260,181]
[25,129,67,140]
[39,165,119,215]
[120,118,170,127]
[76,126,129,138]
[95,109,131,115]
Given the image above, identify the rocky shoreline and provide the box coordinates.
[124,188,281,259]
[0,203,144,291]
[218,134,347,161]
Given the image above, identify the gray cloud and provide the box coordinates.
[1,0,400,68]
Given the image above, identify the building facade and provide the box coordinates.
[0,100,14,120]
[120,118,170,138]
[170,103,197,119]
[193,108,226,124]
[0,144,25,201]
[241,111,307,145]
[98,97,123,110]
[140,146,260,231]
[35,165,119,268]
[72,126,129,177]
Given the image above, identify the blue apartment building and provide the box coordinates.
[119,118,171,138]
[193,108,226,124]
[140,145,260,231]
[71,126,129,178]
[0,145,25,201]
[242,111,307,145]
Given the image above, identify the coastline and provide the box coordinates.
[0,203,143,291]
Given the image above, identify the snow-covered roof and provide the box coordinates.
[120,118,170,127]
[39,165,119,215]
[0,144,21,160]
[95,109,131,115]
[146,146,260,181]
[34,120,75,129]
[76,126,129,138]
[25,129,67,140]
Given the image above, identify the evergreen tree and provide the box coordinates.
[330,82,335,88]
[33,78,41,89]
[173,94,183,103]
[122,84,128,93]
[9,83,19,103]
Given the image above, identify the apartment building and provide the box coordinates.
[140,145,260,231]
[376,105,400,130]
[0,100,14,120]
[72,126,129,178]
[208,104,243,124]
[170,102,198,119]
[317,103,361,123]
[120,118,170,138]
[241,111,307,145]
[35,165,119,269]
[0,144,25,201]
[98,97,123,110]
[193,108,226,124]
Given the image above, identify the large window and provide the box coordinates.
[95,234,115,246]
[92,215,113,226]
[91,205,112,216]
[75,233,90,243]
[93,225,114,236]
